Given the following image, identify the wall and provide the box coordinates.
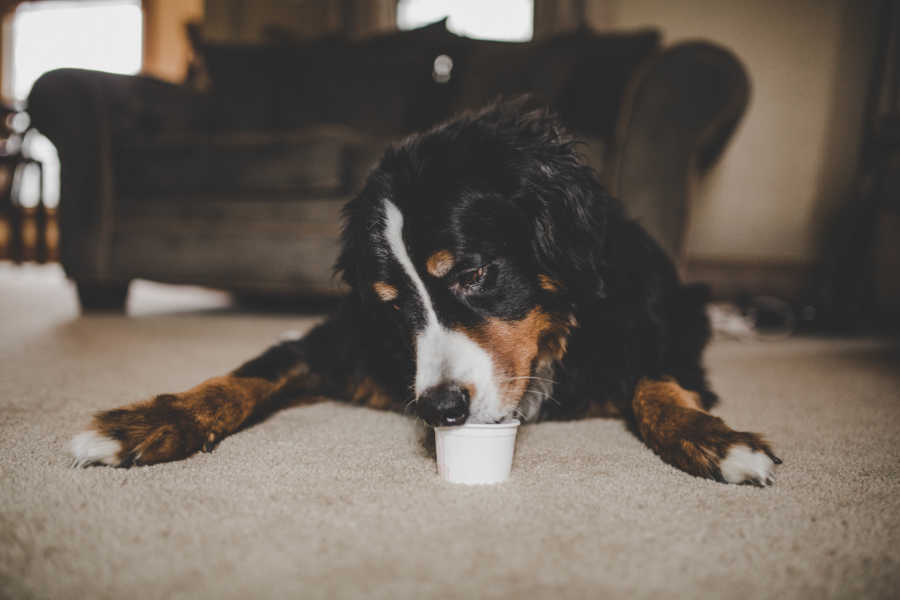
[202,0,395,43]
[594,0,879,266]
[142,0,203,82]
[141,0,395,82]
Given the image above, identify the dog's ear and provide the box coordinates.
[510,111,611,301]
[527,163,610,301]
[477,104,611,301]
[334,171,391,296]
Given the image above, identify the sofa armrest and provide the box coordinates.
[28,68,204,142]
[612,41,750,263]
[26,68,205,282]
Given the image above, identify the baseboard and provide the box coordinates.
[682,258,815,302]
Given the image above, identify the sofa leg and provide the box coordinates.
[76,280,130,312]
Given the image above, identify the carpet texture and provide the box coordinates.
[1,265,899,599]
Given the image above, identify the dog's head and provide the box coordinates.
[337,103,611,425]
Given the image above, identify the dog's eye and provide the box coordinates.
[457,265,487,291]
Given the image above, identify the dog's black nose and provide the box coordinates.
[417,383,470,427]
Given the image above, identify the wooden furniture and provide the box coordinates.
[0,104,52,264]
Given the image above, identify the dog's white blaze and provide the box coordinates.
[382,200,504,423]
[382,200,439,327]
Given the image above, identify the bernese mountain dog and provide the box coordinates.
[69,103,780,485]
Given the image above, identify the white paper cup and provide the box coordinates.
[434,421,520,485]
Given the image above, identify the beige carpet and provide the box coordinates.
[1,264,899,599]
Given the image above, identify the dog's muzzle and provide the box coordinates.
[417,382,470,427]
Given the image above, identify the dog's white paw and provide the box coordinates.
[69,430,122,467]
[720,444,778,486]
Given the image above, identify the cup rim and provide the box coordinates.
[435,419,521,431]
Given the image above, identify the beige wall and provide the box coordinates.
[202,0,395,43]
[141,0,396,81]
[596,0,878,264]
[142,0,204,82]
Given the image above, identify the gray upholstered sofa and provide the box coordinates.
[27,21,748,309]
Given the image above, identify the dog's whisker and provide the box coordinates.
[501,375,558,385]
[524,388,557,399]
[525,389,561,406]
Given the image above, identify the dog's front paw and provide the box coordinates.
[719,441,781,486]
[657,411,782,486]
[691,419,781,486]
[69,395,204,467]
[69,430,124,467]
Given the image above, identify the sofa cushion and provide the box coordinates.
[554,28,661,140]
[115,125,381,196]
[194,19,462,135]
[454,28,660,142]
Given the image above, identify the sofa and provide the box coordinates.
[27,20,749,309]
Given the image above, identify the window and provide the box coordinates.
[397,0,533,42]
[7,0,143,101]
[5,1,142,209]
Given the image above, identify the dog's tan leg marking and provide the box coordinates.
[636,377,704,411]
[350,376,396,411]
[70,354,324,467]
[632,378,780,485]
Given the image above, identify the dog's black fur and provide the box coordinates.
[333,103,713,415]
[70,103,779,484]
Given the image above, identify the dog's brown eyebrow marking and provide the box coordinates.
[538,274,563,293]
[426,250,455,278]
[372,282,398,301]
